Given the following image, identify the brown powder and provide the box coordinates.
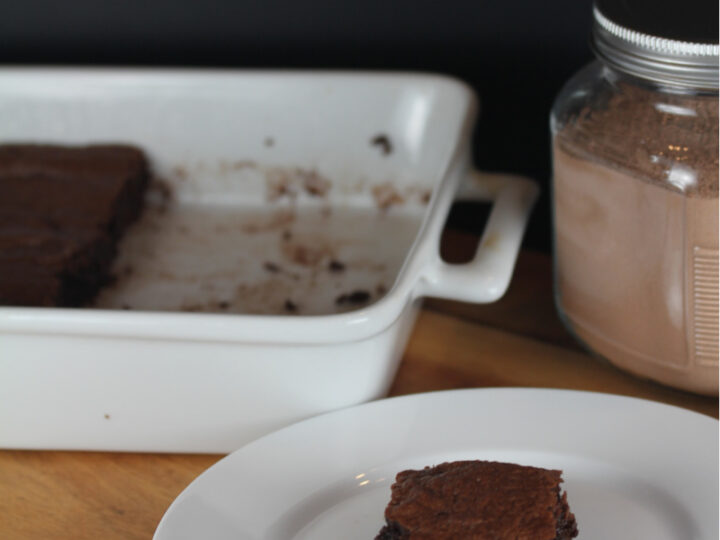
[558,84,718,197]
[553,83,718,394]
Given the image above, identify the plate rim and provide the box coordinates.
[154,387,719,539]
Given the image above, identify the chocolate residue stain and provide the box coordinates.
[372,182,405,210]
[348,258,388,273]
[328,260,346,272]
[264,261,281,273]
[234,279,297,315]
[266,169,297,201]
[241,210,296,234]
[264,137,275,147]
[284,299,298,313]
[200,280,217,292]
[301,170,331,197]
[371,134,393,156]
[172,166,188,181]
[482,231,500,250]
[282,243,333,267]
[336,290,372,305]
[232,160,257,170]
[104,414,110,420]
[265,167,332,201]
[401,185,433,206]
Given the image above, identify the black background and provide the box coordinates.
[0,0,595,252]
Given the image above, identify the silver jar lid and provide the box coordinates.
[592,4,719,91]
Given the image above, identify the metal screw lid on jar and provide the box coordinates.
[591,0,719,90]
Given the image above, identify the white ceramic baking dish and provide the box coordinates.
[0,69,537,453]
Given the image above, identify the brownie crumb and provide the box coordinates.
[336,290,371,305]
[284,299,298,312]
[301,170,331,197]
[371,134,393,156]
[372,183,405,210]
[328,260,346,272]
[267,174,294,201]
[264,261,281,273]
[104,414,111,420]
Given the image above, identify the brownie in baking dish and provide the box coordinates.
[375,460,578,540]
[0,144,149,307]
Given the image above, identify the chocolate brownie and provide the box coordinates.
[375,460,578,540]
[0,144,149,306]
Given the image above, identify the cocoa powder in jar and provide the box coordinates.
[553,82,718,394]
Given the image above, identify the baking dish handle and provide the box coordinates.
[418,170,539,303]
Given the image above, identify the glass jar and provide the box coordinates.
[550,0,718,394]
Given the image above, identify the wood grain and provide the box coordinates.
[0,452,221,540]
[390,310,718,418]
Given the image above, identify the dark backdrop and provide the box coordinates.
[0,0,595,252]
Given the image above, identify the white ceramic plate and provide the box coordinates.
[154,388,718,540]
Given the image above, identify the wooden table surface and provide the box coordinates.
[1,238,717,540]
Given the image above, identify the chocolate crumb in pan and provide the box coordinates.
[371,134,393,155]
[300,169,331,197]
[336,290,372,306]
[372,183,405,210]
[263,261,281,273]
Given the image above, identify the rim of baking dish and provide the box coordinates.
[0,70,478,345]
